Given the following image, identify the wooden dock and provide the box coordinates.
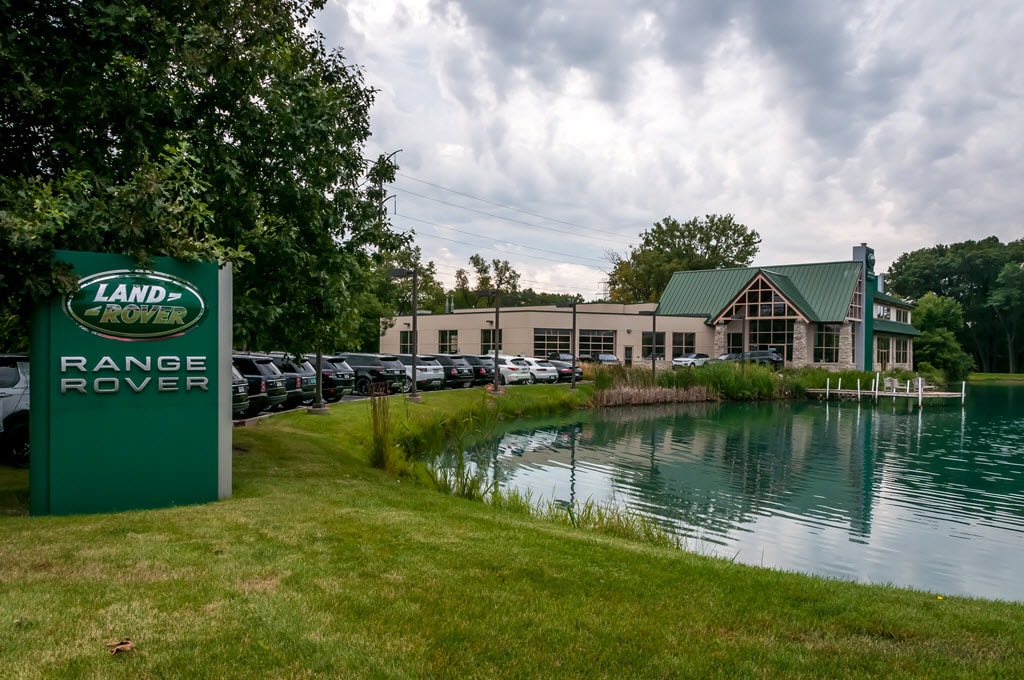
[805,388,964,404]
[805,378,966,407]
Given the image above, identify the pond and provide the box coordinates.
[446,384,1024,602]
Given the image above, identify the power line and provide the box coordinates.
[396,173,639,245]
[394,185,636,248]
[396,212,610,267]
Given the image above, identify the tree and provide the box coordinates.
[987,263,1024,373]
[912,293,975,382]
[886,237,1024,372]
[1,0,395,353]
[606,214,760,303]
[452,255,520,308]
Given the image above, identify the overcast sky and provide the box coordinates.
[314,0,1023,300]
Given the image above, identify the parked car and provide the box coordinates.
[396,354,445,391]
[580,353,620,365]
[516,356,559,384]
[548,359,583,383]
[547,352,575,363]
[672,353,710,368]
[461,354,495,386]
[742,349,784,370]
[306,354,355,402]
[0,354,30,466]
[492,355,531,385]
[426,354,475,389]
[378,355,411,393]
[333,353,406,396]
[716,352,741,362]
[231,365,250,418]
[232,353,287,416]
[267,353,316,409]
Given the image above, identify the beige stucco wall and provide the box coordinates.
[379,303,716,362]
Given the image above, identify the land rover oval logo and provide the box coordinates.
[65,270,207,341]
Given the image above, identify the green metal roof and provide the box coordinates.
[874,290,913,307]
[873,319,921,336]
[658,261,863,323]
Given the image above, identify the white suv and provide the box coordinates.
[493,355,531,385]
[672,353,709,368]
[516,357,559,384]
[0,354,30,466]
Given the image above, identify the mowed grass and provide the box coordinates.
[2,386,1023,679]
[969,373,1024,383]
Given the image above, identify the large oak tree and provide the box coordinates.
[885,237,1024,373]
[1,0,401,352]
[605,214,760,303]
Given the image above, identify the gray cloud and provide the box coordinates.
[315,0,1024,296]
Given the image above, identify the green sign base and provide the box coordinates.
[30,251,232,515]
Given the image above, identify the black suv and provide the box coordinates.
[333,353,406,396]
[307,355,355,402]
[461,354,495,386]
[427,354,475,389]
[231,365,250,418]
[268,353,317,408]
[232,354,287,416]
[742,349,784,370]
[0,354,30,466]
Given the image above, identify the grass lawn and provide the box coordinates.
[2,386,1023,679]
[969,373,1024,383]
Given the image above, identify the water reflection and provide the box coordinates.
[444,385,1024,602]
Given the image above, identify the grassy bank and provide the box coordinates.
[2,387,1023,678]
[969,372,1024,383]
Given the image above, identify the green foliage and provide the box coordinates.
[887,236,1024,373]
[914,292,965,333]
[0,0,399,353]
[916,329,976,383]
[987,262,1024,373]
[606,214,761,303]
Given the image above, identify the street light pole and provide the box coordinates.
[477,289,502,394]
[388,267,421,402]
[556,302,578,389]
[639,309,657,378]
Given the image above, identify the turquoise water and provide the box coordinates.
[451,384,1024,601]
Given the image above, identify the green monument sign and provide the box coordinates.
[30,251,232,515]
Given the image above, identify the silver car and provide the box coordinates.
[0,354,30,466]
[397,354,445,391]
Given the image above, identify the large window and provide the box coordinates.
[895,308,910,323]
[894,338,909,364]
[579,329,615,357]
[533,328,570,357]
[848,273,863,320]
[642,331,666,359]
[439,330,458,354]
[481,329,502,354]
[399,330,413,354]
[672,332,695,358]
[814,324,842,363]
[724,276,801,360]
[727,332,743,354]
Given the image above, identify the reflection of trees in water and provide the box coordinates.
[443,387,1024,544]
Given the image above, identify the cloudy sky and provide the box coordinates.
[314,0,1023,300]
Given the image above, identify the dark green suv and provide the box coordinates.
[232,354,287,416]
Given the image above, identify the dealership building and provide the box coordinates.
[379,244,919,372]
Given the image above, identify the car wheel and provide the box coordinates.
[526,374,536,385]
[499,374,507,385]
[3,420,30,467]
[356,378,372,396]
[325,393,341,403]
